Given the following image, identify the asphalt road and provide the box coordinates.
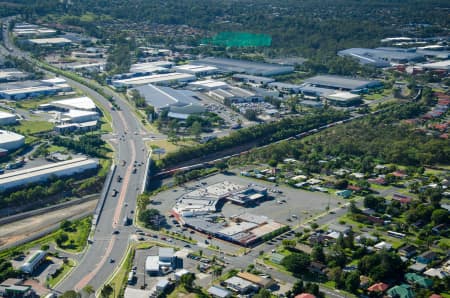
[1,19,151,292]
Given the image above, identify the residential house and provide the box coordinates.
[405,273,433,288]
[295,294,316,298]
[387,284,415,298]
[367,282,390,293]
[399,245,417,258]
[308,262,327,275]
[224,276,259,294]
[417,251,437,264]
[237,272,275,289]
[208,286,231,298]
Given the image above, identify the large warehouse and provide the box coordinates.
[135,84,205,118]
[338,47,426,67]
[0,130,25,151]
[112,72,196,88]
[0,157,98,192]
[45,96,97,111]
[191,57,294,76]
[303,75,382,93]
[0,111,17,125]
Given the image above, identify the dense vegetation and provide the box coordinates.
[0,258,18,283]
[52,135,109,158]
[5,0,450,59]
[159,109,347,169]
[229,103,450,172]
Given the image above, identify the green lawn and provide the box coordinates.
[47,258,76,288]
[58,217,92,253]
[15,120,53,134]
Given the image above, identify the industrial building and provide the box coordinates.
[232,74,275,85]
[145,247,176,276]
[112,72,196,88]
[188,79,229,91]
[54,121,98,133]
[0,69,29,83]
[47,96,97,111]
[303,75,383,93]
[65,62,107,73]
[0,157,98,192]
[28,37,72,46]
[0,79,72,100]
[192,57,295,76]
[338,47,426,67]
[209,86,262,104]
[13,23,56,38]
[62,110,100,123]
[20,250,47,274]
[418,60,450,72]
[325,92,363,107]
[0,111,17,125]
[268,82,302,94]
[135,84,205,119]
[0,130,25,151]
[130,61,174,73]
[174,64,218,76]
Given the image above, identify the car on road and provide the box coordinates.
[161,237,166,240]
[110,258,115,263]
[112,230,120,234]
[132,167,137,174]
[184,244,191,248]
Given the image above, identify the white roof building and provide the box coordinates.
[112,72,196,88]
[52,96,97,111]
[20,250,46,274]
[145,256,159,273]
[175,64,218,75]
[28,37,72,45]
[0,111,17,125]
[0,130,25,151]
[189,79,230,91]
[62,110,99,123]
[0,157,98,191]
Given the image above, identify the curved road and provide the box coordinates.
[1,19,150,292]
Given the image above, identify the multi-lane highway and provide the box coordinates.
[1,18,153,292]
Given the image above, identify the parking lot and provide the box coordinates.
[148,172,346,253]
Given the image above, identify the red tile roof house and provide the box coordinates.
[392,194,412,204]
[295,294,316,298]
[368,177,386,185]
[367,282,390,293]
[392,170,407,178]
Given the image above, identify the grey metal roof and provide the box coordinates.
[208,286,231,298]
[304,75,381,91]
[338,47,425,66]
[135,84,200,109]
[192,57,294,76]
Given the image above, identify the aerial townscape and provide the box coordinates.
[0,0,449,298]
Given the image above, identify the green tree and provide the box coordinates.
[311,245,326,263]
[345,271,360,293]
[180,272,196,292]
[282,252,310,275]
[253,288,271,298]
[100,284,113,298]
[431,209,449,225]
[292,280,305,296]
[139,209,162,229]
[189,121,203,140]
